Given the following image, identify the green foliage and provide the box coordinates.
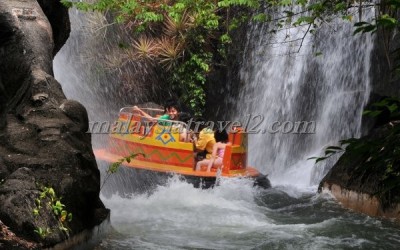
[60,0,73,8]
[34,227,51,239]
[341,126,400,204]
[218,0,260,8]
[354,22,377,34]
[62,0,264,114]
[308,145,346,163]
[171,53,211,116]
[60,0,400,115]
[33,185,72,239]
[310,98,400,165]
[101,153,144,190]
[109,153,144,173]
[363,97,400,119]
[252,13,267,22]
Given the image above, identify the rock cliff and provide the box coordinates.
[0,0,107,248]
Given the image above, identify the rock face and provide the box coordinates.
[320,183,400,220]
[0,0,107,248]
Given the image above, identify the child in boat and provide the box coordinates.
[133,99,179,121]
[192,117,216,160]
[195,130,231,172]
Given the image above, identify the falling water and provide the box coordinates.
[234,7,374,187]
[54,10,165,125]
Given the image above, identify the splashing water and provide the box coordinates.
[97,177,400,249]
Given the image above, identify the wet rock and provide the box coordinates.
[37,0,70,56]
[319,122,400,219]
[0,157,9,183]
[60,100,89,132]
[31,93,49,107]
[0,219,39,250]
[0,0,107,248]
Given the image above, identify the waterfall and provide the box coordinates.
[54,10,164,125]
[234,8,375,187]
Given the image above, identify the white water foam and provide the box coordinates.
[98,176,394,249]
[101,176,273,249]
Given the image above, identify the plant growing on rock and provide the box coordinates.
[32,185,72,239]
[33,227,52,240]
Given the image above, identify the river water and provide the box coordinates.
[94,177,400,249]
[54,7,400,250]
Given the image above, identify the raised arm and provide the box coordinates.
[133,106,154,119]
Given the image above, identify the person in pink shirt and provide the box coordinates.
[195,130,231,172]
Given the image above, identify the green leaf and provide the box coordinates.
[377,14,398,28]
[48,188,55,198]
[308,2,323,11]
[307,156,328,163]
[354,22,370,27]
[324,149,338,155]
[60,0,73,8]
[363,25,376,33]
[372,99,389,107]
[388,104,398,113]
[314,51,323,56]
[60,210,68,222]
[252,13,267,22]
[33,208,39,216]
[342,15,352,22]
[68,213,73,222]
[283,10,294,16]
[315,156,328,163]
[220,34,232,44]
[294,16,314,26]
[334,2,347,11]
[362,110,382,117]
[296,0,307,6]
[60,225,69,233]
[280,0,292,7]
[326,146,343,150]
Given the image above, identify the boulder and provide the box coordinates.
[319,122,400,220]
[0,0,107,248]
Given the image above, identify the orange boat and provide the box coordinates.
[94,106,271,189]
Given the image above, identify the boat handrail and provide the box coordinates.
[117,107,192,142]
[120,111,188,127]
[119,106,164,114]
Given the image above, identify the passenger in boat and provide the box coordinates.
[195,130,230,172]
[158,99,179,121]
[192,118,216,160]
[176,112,192,142]
[133,99,179,122]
